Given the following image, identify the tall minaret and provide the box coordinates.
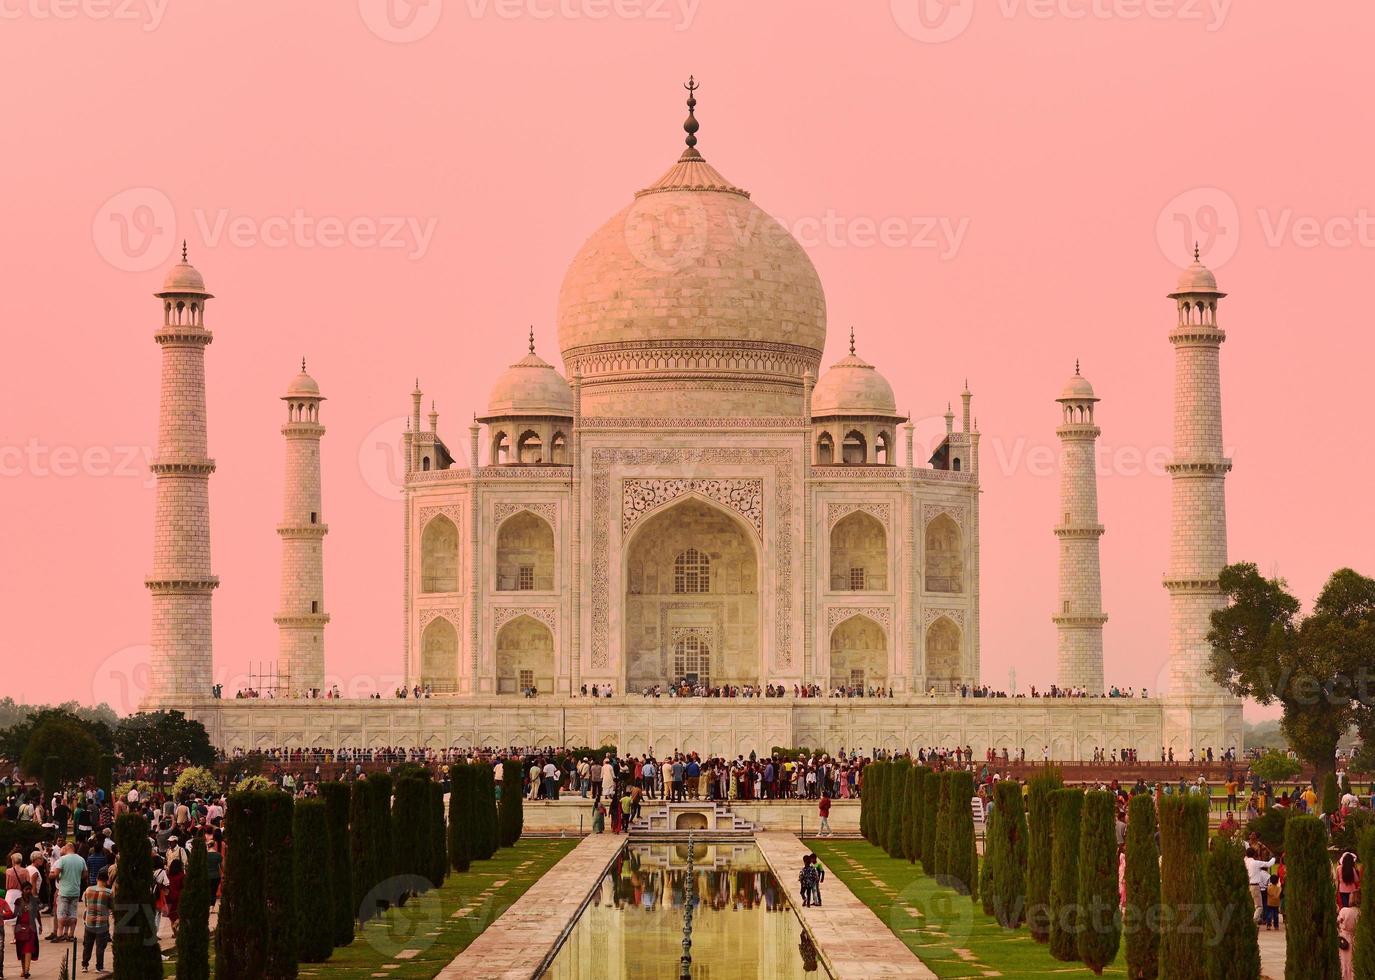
[145,245,218,705]
[1164,248,1232,698]
[274,361,329,693]
[1053,362,1107,692]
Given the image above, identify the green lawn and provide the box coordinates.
[169,838,577,979]
[808,840,1125,979]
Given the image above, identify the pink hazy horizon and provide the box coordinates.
[4,2,1373,718]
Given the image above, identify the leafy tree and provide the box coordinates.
[1353,826,1375,980]
[1123,793,1160,980]
[114,710,215,785]
[945,770,977,896]
[21,716,101,787]
[920,767,940,875]
[176,836,211,980]
[449,764,472,873]
[172,765,222,800]
[499,757,524,848]
[0,705,112,769]
[263,790,298,979]
[1027,768,1063,942]
[1208,563,1375,782]
[1204,838,1259,980]
[887,759,910,857]
[1249,749,1303,784]
[349,778,378,924]
[1076,791,1121,974]
[113,812,162,980]
[319,782,355,946]
[293,798,334,963]
[989,780,1029,928]
[429,780,448,887]
[1048,788,1085,962]
[1284,814,1340,980]
[1159,794,1209,979]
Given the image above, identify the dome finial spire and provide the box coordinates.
[849,326,856,356]
[301,356,307,373]
[181,239,188,263]
[1075,358,1080,375]
[1194,241,1200,262]
[683,75,700,150]
[529,325,536,355]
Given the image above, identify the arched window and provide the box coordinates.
[492,432,509,465]
[952,457,961,471]
[673,632,711,686]
[829,511,887,591]
[816,432,835,465]
[420,515,459,593]
[420,617,459,692]
[517,430,543,464]
[496,510,555,591]
[550,432,568,464]
[674,548,711,594]
[421,456,431,471]
[842,430,867,465]
[924,514,964,593]
[876,431,892,465]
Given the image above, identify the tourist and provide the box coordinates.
[618,791,633,834]
[1339,894,1360,980]
[799,854,819,907]
[205,836,223,906]
[50,843,86,942]
[10,880,40,979]
[817,794,833,837]
[80,867,113,974]
[1337,850,1361,909]
[1261,872,1281,930]
[166,857,186,935]
[1244,846,1276,923]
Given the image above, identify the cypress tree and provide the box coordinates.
[1123,792,1160,980]
[429,780,448,887]
[97,753,114,801]
[933,771,954,878]
[449,764,472,872]
[293,798,334,964]
[263,790,298,979]
[906,767,927,863]
[349,778,378,924]
[42,753,61,803]
[1284,814,1340,980]
[392,776,430,898]
[216,792,267,979]
[920,767,940,874]
[990,780,1029,928]
[479,765,501,859]
[858,762,870,841]
[1076,791,1121,974]
[980,793,999,916]
[369,773,396,904]
[1048,788,1085,962]
[1352,826,1375,980]
[1322,772,1340,816]
[887,759,910,857]
[114,812,163,980]
[1159,793,1209,980]
[1026,768,1063,943]
[864,762,882,844]
[175,836,211,980]
[946,770,977,896]
[1204,838,1259,980]
[500,756,524,847]
[319,781,355,947]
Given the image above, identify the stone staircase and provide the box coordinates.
[629,800,757,836]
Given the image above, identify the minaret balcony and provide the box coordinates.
[1051,613,1108,627]
[145,576,220,594]
[150,458,216,476]
[1164,459,1232,476]
[277,523,329,537]
[1053,524,1104,538]
[273,612,332,627]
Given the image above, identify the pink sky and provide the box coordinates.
[4,1,1372,716]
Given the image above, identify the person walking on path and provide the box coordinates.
[817,795,833,837]
[10,880,41,979]
[80,867,113,974]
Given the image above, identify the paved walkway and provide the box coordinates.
[1258,920,1286,979]
[11,905,215,979]
[435,833,623,980]
[755,832,935,979]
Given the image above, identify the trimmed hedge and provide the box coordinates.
[216,792,267,979]
[906,767,927,863]
[920,767,940,874]
[263,790,298,979]
[1284,814,1340,980]
[114,812,162,980]
[350,778,379,924]
[393,775,432,900]
[429,780,448,888]
[369,773,396,906]
[933,771,953,878]
[293,798,334,963]
[1026,768,1063,942]
[500,756,524,848]
[988,780,1029,928]
[175,836,211,980]
[1075,791,1121,974]
[1204,838,1259,980]
[1159,793,1209,980]
[946,770,977,897]
[449,764,473,873]
[887,759,910,858]
[1123,792,1160,980]
[1353,826,1375,980]
[1048,788,1085,962]
[319,782,355,946]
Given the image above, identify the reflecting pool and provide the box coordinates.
[543,842,828,978]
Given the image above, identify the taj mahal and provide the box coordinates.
[141,84,1244,759]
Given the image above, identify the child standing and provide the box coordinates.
[1261,873,1282,929]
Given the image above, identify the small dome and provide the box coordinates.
[286,363,321,398]
[811,349,898,417]
[156,250,212,297]
[1170,249,1223,296]
[485,348,573,419]
[1058,371,1097,402]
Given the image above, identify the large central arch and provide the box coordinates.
[622,496,760,691]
